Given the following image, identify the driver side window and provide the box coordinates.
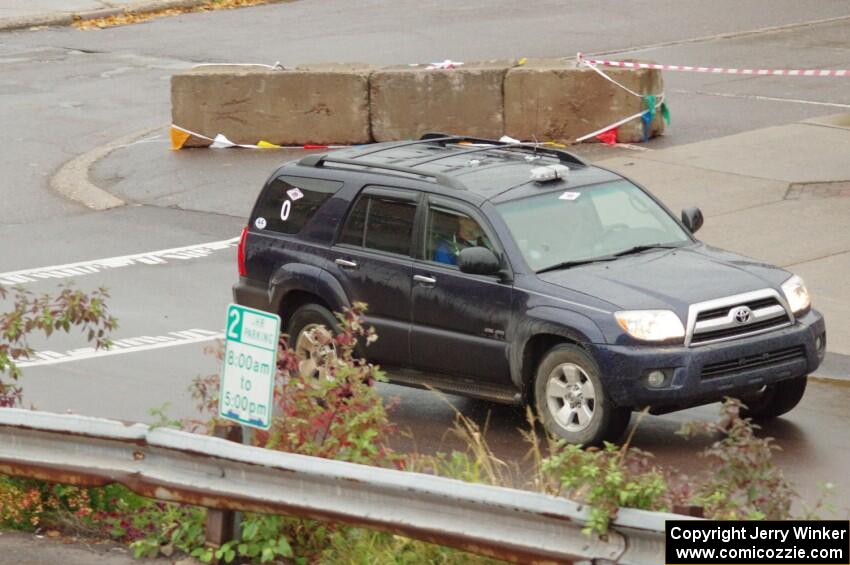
[426,204,493,266]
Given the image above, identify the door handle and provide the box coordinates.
[335,258,358,269]
[413,274,436,286]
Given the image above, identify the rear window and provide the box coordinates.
[339,194,416,256]
[253,176,342,234]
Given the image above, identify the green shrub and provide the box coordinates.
[130,303,421,563]
[541,441,670,535]
[0,285,116,407]
[678,398,795,520]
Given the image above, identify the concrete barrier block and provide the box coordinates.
[504,58,664,144]
[370,60,515,142]
[171,64,374,146]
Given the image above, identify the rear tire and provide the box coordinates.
[533,344,630,446]
[287,304,339,379]
[739,376,807,420]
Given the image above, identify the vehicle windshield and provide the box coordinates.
[496,180,691,272]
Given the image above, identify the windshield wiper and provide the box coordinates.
[536,244,685,274]
[536,255,618,274]
[612,243,682,258]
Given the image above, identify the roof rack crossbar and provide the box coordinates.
[298,154,466,190]
[407,142,587,167]
[350,135,465,158]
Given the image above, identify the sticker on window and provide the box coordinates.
[254,217,267,230]
[286,188,304,201]
[559,191,580,201]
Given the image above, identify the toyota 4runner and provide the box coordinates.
[233,134,826,445]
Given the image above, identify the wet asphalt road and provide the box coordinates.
[1,0,850,517]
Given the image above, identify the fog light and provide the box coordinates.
[646,370,666,388]
[815,333,826,360]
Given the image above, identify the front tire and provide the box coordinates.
[533,344,630,446]
[739,376,807,420]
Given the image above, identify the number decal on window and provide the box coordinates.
[227,309,240,339]
[280,199,291,221]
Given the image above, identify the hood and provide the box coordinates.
[536,244,791,315]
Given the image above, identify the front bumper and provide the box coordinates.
[589,309,826,411]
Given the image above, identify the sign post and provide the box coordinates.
[218,303,280,430]
[208,304,281,553]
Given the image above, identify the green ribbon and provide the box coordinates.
[661,101,670,125]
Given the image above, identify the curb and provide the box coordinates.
[811,352,850,383]
[0,12,74,31]
[50,125,163,211]
[0,0,207,32]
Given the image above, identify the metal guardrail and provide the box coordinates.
[0,409,689,563]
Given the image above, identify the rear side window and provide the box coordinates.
[339,194,417,256]
[253,176,342,234]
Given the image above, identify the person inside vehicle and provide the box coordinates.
[433,215,492,265]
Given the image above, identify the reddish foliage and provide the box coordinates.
[188,302,402,468]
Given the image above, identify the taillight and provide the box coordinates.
[237,226,248,277]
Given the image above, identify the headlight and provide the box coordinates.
[781,274,811,314]
[614,310,685,342]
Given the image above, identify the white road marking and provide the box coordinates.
[16,329,224,368]
[670,88,850,109]
[0,237,239,285]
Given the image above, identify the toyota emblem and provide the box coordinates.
[733,306,752,324]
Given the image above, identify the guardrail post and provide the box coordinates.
[673,504,704,518]
[205,425,243,554]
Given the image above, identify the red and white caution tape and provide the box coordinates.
[573,56,665,143]
[577,53,849,77]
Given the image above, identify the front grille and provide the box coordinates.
[689,291,792,346]
[691,317,790,344]
[696,297,780,323]
[701,346,806,379]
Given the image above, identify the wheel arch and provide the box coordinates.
[278,290,332,333]
[269,263,350,331]
[512,306,606,402]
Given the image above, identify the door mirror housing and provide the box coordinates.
[458,247,501,276]
[681,207,704,234]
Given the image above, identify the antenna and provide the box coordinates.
[534,90,541,151]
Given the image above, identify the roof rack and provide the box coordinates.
[298,154,466,190]
[348,133,586,167]
[408,141,587,167]
[351,135,463,157]
[416,132,588,167]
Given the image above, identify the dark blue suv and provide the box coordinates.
[233,134,826,445]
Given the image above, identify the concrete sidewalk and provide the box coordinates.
[0,0,205,31]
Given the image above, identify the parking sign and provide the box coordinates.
[219,304,280,430]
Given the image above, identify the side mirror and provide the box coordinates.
[458,247,501,276]
[681,207,704,234]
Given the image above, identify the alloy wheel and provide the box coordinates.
[545,362,597,432]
